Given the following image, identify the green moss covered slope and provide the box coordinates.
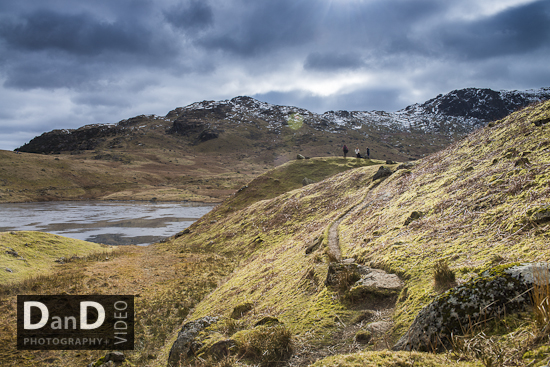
[162,100,550,366]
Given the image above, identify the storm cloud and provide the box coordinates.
[0,0,549,150]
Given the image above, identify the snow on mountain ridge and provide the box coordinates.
[172,87,550,136]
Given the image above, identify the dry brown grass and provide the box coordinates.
[0,245,234,367]
[433,259,456,291]
[532,264,550,334]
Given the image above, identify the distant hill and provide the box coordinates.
[17,87,550,163]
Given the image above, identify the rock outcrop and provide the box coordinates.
[372,166,393,181]
[325,263,404,301]
[167,316,219,366]
[393,263,550,352]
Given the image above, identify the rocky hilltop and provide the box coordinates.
[17,87,550,163]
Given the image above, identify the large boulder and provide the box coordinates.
[393,263,550,352]
[325,263,404,304]
[372,166,393,181]
[167,316,218,366]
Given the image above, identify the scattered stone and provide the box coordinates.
[168,316,219,367]
[302,177,315,186]
[393,263,550,352]
[372,166,393,181]
[404,211,424,226]
[385,159,396,164]
[5,268,13,273]
[296,154,305,160]
[210,220,217,224]
[534,117,550,126]
[366,321,393,335]
[54,257,66,264]
[325,263,404,299]
[5,249,19,257]
[104,351,125,364]
[353,267,404,290]
[341,258,356,264]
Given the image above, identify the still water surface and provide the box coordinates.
[0,201,215,246]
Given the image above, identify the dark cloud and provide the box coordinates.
[164,0,213,32]
[439,0,550,59]
[2,55,96,89]
[0,7,181,90]
[0,9,158,55]
[198,0,319,56]
[304,52,365,71]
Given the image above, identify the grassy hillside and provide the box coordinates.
[162,100,550,366]
[1,100,549,366]
[0,157,376,367]
[0,148,259,203]
[0,231,112,283]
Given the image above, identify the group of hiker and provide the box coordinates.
[342,144,370,159]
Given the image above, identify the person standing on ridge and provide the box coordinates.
[343,144,349,158]
[366,147,370,159]
[355,147,362,158]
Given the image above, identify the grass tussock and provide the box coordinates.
[234,324,293,366]
[532,264,550,334]
[433,259,457,291]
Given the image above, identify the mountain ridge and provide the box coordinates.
[17,87,550,162]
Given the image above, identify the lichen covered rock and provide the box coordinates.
[393,263,549,352]
[167,316,219,366]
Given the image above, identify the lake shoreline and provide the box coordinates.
[0,201,215,246]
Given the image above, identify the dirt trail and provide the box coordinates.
[327,199,370,262]
[327,216,345,261]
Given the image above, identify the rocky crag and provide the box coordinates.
[17,88,550,163]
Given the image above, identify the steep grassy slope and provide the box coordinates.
[163,100,550,366]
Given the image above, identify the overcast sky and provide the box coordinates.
[1,0,549,150]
